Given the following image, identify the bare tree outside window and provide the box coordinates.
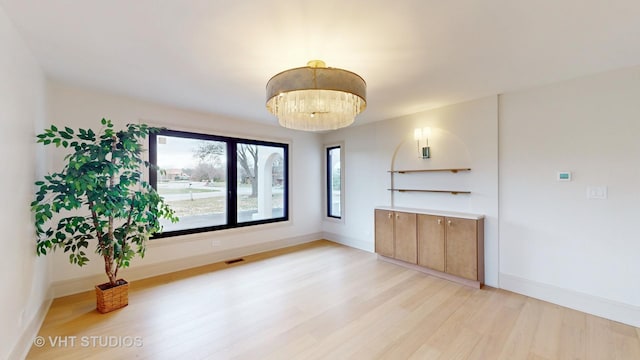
[195,142,258,198]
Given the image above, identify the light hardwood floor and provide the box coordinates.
[27,240,640,359]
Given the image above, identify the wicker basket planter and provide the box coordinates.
[95,279,129,313]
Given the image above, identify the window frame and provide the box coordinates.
[149,128,289,239]
[325,143,344,221]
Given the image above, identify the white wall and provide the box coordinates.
[47,82,323,294]
[0,6,51,360]
[321,96,500,287]
[499,66,640,326]
[321,68,640,327]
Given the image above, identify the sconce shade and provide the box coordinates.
[414,128,422,141]
[414,127,431,140]
[266,60,367,131]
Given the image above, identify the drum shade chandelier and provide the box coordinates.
[266,60,367,131]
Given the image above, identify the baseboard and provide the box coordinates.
[53,233,322,297]
[9,286,53,360]
[500,272,640,327]
[322,231,373,252]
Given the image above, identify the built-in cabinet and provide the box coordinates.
[417,214,445,271]
[444,216,483,282]
[375,207,484,288]
[374,210,417,263]
[374,209,394,258]
[394,212,417,263]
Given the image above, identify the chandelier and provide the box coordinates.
[266,60,367,131]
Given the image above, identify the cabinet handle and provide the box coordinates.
[388,212,392,219]
[396,214,400,219]
[437,219,442,225]
[447,220,452,226]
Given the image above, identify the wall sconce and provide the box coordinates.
[414,127,431,159]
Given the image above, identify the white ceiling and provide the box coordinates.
[3,0,640,128]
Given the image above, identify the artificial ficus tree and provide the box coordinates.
[31,118,177,287]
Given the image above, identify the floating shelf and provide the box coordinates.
[387,189,471,195]
[388,168,471,174]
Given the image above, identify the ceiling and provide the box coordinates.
[3,0,640,128]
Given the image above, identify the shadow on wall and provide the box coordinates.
[392,127,472,171]
[388,127,473,211]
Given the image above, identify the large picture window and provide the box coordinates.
[149,129,288,237]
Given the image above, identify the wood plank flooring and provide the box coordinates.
[27,240,640,359]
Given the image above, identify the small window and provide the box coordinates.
[149,129,288,237]
[327,145,342,219]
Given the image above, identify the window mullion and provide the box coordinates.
[149,133,158,190]
[326,147,332,217]
[228,140,238,226]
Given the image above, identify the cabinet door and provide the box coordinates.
[374,209,394,258]
[394,212,417,264]
[445,217,478,280]
[417,214,445,271]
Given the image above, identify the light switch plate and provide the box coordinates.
[587,186,607,199]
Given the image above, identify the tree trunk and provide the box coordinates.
[250,177,258,198]
[250,157,259,198]
[104,255,117,286]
